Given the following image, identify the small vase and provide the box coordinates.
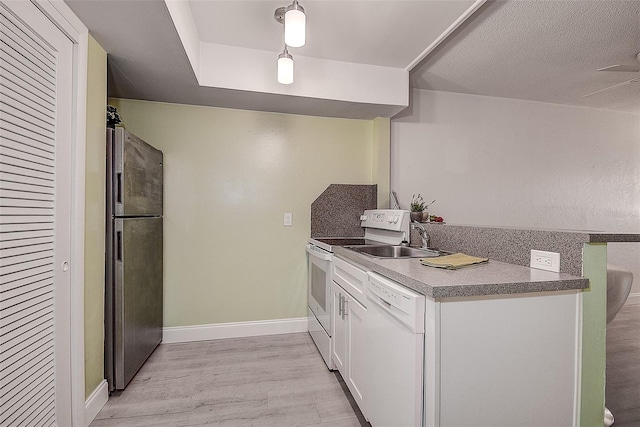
[410,211,422,222]
[422,211,430,222]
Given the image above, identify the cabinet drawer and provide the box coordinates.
[333,256,367,306]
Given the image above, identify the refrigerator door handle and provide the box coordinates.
[116,230,123,261]
[116,172,123,204]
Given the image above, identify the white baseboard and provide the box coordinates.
[85,379,108,427]
[626,293,640,306]
[163,317,308,344]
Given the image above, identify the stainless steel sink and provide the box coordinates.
[344,245,443,259]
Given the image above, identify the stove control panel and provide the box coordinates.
[360,209,410,232]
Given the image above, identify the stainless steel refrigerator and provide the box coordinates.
[105,128,163,391]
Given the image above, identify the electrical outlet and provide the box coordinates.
[530,249,560,272]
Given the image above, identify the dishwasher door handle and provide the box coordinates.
[368,293,394,312]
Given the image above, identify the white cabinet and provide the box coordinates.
[332,282,368,411]
[331,256,582,427]
[424,291,582,427]
[331,258,368,416]
[331,284,347,373]
[333,256,367,302]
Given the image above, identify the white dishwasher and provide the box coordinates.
[365,272,426,427]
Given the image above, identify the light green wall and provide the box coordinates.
[580,243,607,426]
[84,36,107,398]
[372,117,390,208]
[108,99,381,327]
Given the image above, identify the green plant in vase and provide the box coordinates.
[410,194,435,222]
[107,105,121,129]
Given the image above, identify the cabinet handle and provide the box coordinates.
[343,298,348,319]
[338,293,343,316]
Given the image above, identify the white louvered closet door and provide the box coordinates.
[0,1,74,426]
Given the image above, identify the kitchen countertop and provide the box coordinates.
[586,232,640,243]
[418,225,640,277]
[333,246,589,299]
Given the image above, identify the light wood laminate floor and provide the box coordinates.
[606,303,640,427]
[91,333,368,427]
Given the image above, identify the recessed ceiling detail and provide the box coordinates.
[68,1,640,118]
[164,0,480,118]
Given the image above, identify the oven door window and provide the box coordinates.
[311,262,327,311]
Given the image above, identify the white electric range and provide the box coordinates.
[306,209,411,369]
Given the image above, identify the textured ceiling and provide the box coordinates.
[412,1,640,113]
[66,0,640,117]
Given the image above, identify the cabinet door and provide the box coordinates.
[345,295,367,412]
[331,282,347,374]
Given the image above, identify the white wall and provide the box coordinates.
[392,89,640,294]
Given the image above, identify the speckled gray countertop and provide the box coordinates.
[587,233,640,243]
[415,225,640,277]
[333,246,589,299]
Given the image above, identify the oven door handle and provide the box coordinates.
[306,244,332,261]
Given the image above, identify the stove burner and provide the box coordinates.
[314,238,367,246]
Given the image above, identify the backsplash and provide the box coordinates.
[413,224,589,276]
[311,184,377,238]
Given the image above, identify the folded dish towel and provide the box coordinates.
[420,253,489,270]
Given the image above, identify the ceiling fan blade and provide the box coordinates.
[598,64,640,72]
[583,78,640,98]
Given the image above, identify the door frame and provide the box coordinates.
[30,1,89,425]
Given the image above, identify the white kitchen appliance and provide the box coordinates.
[306,209,410,369]
[306,242,335,369]
[366,271,425,427]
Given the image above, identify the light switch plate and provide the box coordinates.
[530,249,560,272]
[283,212,293,227]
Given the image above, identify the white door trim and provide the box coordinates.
[31,1,89,425]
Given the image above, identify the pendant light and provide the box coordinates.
[277,46,294,85]
[274,1,305,84]
[284,0,305,48]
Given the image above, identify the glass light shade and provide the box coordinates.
[284,7,305,47]
[278,55,294,84]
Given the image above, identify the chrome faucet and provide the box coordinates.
[411,221,430,249]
